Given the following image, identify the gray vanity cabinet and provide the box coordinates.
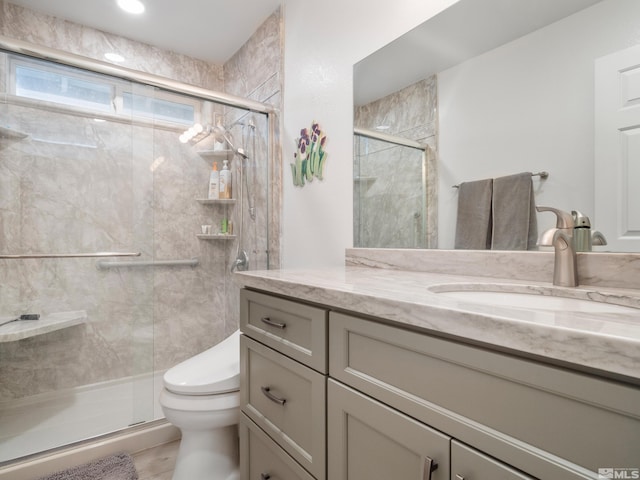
[329,311,640,479]
[239,288,640,480]
[327,379,450,480]
[240,289,328,480]
[451,441,534,480]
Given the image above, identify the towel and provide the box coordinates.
[491,172,538,250]
[454,178,493,249]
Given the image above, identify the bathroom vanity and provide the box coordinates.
[236,254,640,480]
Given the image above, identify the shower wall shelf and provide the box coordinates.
[197,234,237,240]
[0,310,87,343]
[197,198,236,205]
[0,126,29,140]
[197,149,232,159]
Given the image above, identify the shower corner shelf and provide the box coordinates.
[197,198,236,205]
[197,234,237,241]
[0,126,29,141]
[0,310,87,343]
[197,149,232,159]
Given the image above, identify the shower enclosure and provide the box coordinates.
[353,128,435,248]
[0,40,275,464]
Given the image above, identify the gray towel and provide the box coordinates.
[491,172,538,250]
[454,178,493,250]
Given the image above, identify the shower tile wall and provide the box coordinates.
[222,8,283,337]
[354,76,438,248]
[0,3,283,403]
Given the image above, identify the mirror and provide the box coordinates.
[353,0,640,252]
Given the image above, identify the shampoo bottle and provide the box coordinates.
[219,159,232,199]
[208,162,219,199]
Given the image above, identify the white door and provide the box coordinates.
[595,44,640,251]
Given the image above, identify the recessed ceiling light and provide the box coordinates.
[117,0,145,14]
[104,52,125,62]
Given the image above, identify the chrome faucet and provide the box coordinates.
[536,206,578,287]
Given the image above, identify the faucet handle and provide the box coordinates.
[536,206,574,228]
[591,230,608,246]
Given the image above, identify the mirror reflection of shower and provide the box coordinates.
[353,128,433,249]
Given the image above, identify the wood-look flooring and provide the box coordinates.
[133,440,179,480]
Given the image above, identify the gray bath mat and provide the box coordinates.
[36,452,138,480]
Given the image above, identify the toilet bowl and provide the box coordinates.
[160,330,241,480]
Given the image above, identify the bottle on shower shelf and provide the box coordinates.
[219,159,232,199]
[208,162,219,200]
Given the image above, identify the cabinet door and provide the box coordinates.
[328,379,450,480]
[451,440,535,480]
[240,413,315,480]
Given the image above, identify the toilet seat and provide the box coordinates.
[163,330,240,396]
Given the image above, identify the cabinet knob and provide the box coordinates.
[455,475,465,480]
[260,474,271,480]
[261,386,287,405]
[423,456,438,480]
[261,316,286,329]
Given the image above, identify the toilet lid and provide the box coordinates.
[163,330,240,395]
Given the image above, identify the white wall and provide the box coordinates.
[437,0,640,249]
[281,0,458,267]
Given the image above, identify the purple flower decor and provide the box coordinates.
[291,121,328,187]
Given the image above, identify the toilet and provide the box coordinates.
[160,330,241,480]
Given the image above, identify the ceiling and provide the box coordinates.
[354,0,602,106]
[7,0,282,64]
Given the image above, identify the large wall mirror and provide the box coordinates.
[353,0,640,252]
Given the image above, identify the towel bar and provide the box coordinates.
[452,171,549,188]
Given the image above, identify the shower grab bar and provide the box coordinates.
[0,252,141,259]
[96,257,199,269]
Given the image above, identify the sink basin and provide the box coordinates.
[427,283,640,314]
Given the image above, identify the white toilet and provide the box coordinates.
[160,330,241,480]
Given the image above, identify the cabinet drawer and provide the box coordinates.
[240,413,315,480]
[241,289,328,372]
[241,335,326,480]
[330,312,640,479]
[328,379,450,480]
[451,440,535,480]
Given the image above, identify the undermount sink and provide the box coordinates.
[427,283,640,314]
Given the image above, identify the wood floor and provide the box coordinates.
[133,439,179,480]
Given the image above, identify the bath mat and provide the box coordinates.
[36,452,138,480]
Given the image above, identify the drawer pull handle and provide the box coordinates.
[423,456,438,480]
[455,475,465,480]
[261,386,286,405]
[261,316,286,329]
[261,474,271,480]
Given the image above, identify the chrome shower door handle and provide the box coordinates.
[423,456,438,480]
[261,386,286,405]
[260,316,286,329]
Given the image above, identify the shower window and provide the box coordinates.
[9,56,199,126]
[12,60,114,111]
[121,91,196,125]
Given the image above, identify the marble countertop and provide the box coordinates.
[234,267,640,382]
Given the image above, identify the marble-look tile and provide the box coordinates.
[345,248,640,290]
[0,2,283,407]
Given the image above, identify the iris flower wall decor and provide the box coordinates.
[291,121,327,187]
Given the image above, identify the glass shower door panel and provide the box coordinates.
[0,53,155,462]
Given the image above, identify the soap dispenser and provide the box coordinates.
[571,210,592,252]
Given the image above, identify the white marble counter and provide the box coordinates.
[234,267,640,382]
[0,310,87,342]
